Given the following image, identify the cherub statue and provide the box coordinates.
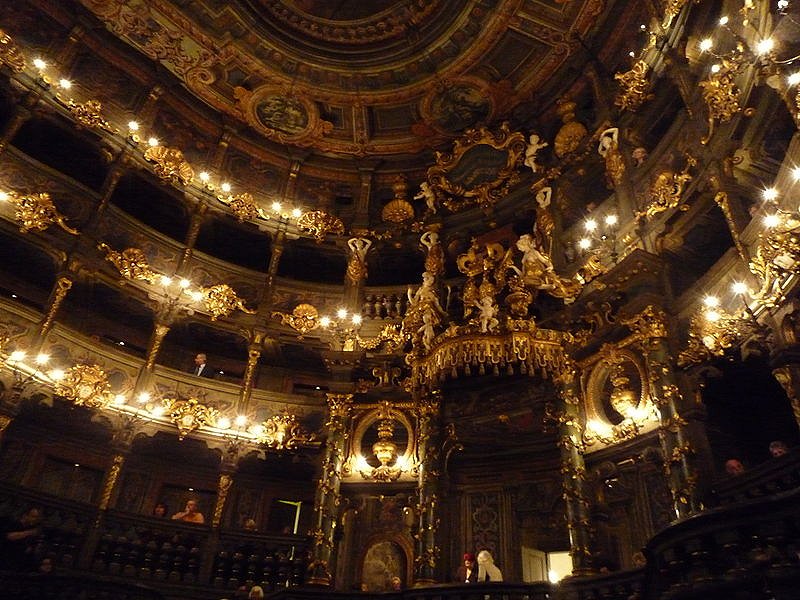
[524,134,549,173]
[473,296,499,333]
[414,181,437,214]
[418,309,436,351]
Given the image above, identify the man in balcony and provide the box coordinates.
[191,353,215,378]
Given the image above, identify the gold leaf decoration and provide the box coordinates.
[143,145,194,186]
[201,284,255,320]
[639,156,696,219]
[62,99,117,133]
[5,191,79,235]
[297,210,345,243]
[255,412,314,449]
[223,192,260,222]
[55,364,114,409]
[0,29,25,73]
[164,397,219,440]
[272,303,321,337]
[98,243,158,283]
[614,61,652,112]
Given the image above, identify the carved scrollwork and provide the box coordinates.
[4,191,79,235]
[639,155,696,219]
[297,210,345,242]
[614,60,653,112]
[99,243,158,283]
[55,364,114,409]
[426,122,526,214]
[201,284,255,320]
[0,29,25,72]
[164,396,219,439]
[143,145,194,186]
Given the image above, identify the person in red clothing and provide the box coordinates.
[454,552,477,583]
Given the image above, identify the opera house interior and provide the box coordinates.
[3,0,800,598]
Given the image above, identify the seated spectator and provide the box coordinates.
[171,499,205,524]
[0,506,43,571]
[725,458,746,476]
[769,440,789,458]
[152,502,168,518]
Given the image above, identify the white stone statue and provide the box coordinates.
[414,181,437,214]
[524,134,549,173]
[473,297,499,333]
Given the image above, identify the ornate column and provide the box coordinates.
[211,472,234,529]
[33,275,74,350]
[237,331,264,413]
[553,362,593,575]
[307,393,352,586]
[144,321,171,371]
[0,104,33,155]
[627,306,700,519]
[414,389,441,585]
[261,230,285,312]
[772,362,800,430]
[178,202,208,269]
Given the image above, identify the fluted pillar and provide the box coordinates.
[307,393,352,586]
[554,362,593,575]
[629,306,700,519]
[414,390,441,585]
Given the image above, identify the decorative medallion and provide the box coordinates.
[426,122,526,214]
[420,78,493,135]
[98,243,158,283]
[256,412,314,450]
[640,156,696,219]
[272,303,322,338]
[55,364,114,409]
[201,284,256,320]
[234,85,333,146]
[164,396,219,439]
[143,145,194,186]
[222,192,261,222]
[5,191,79,235]
[297,210,345,242]
[58,99,117,134]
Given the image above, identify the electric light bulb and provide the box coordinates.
[160,275,172,286]
[9,350,25,361]
[0,191,8,201]
[291,208,302,218]
[763,214,781,228]
[35,353,50,365]
[585,219,598,232]
[190,291,203,302]
[605,214,618,226]
[179,279,191,289]
[337,308,348,319]
[218,417,231,429]
[49,369,64,381]
[199,171,210,182]
[705,310,721,322]
[235,415,247,427]
[578,238,592,250]
[762,187,779,201]
[789,72,800,86]
[711,64,721,73]
[699,38,713,52]
[127,120,139,131]
[221,182,231,193]
[114,394,126,405]
[137,392,151,403]
[792,166,800,181]
[731,281,748,295]
[58,79,71,89]
[147,137,159,147]
[756,38,774,55]
[271,201,282,212]
[351,314,362,325]
[320,316,331,327]
[151,405,165,417]
[719,16,729,25]
[33,58,47,70]
[703,295,720,308]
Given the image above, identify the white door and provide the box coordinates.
[521,547,547,582]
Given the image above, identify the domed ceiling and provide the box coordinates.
[78,0,637,157]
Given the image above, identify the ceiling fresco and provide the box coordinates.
[77,0,621,156]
